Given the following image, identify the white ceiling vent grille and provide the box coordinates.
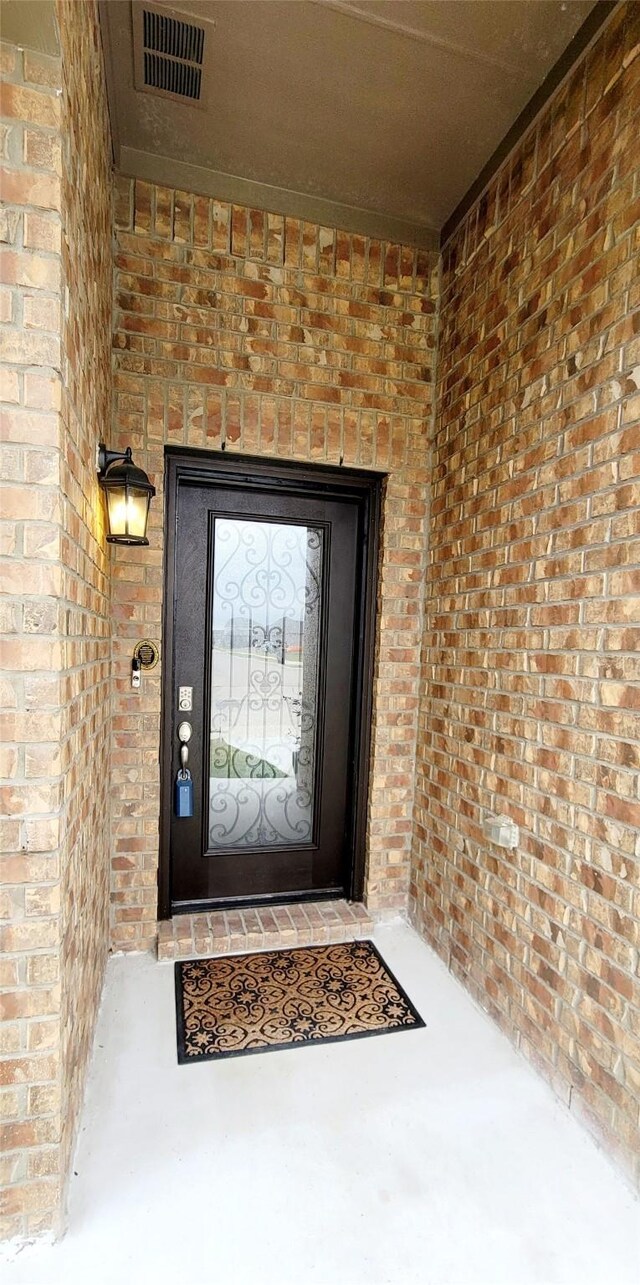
[133,3,211,108]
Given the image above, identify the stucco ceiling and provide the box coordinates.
[2,0,60,53]
[100,0,600,246]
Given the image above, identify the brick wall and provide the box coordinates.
[56,0,112,1210]
[0,37,65,1240]
[110,180,439,949]
[0,0,112,1239]
[411,2,640,1186]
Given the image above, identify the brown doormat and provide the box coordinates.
[174,939,424,1063]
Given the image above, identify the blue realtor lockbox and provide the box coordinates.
[174,770,194,818]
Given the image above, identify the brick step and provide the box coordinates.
[157,899,375,962]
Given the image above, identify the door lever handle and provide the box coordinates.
[177,720,192,772]
[175,720,194,819]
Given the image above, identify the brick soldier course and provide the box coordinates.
[0,0,638,1242]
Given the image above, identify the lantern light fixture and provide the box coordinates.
[97,443,155,546]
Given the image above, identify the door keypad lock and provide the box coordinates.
[178,686,193,711]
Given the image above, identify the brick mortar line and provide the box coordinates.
[112,341,434,392]
[115,279,436,320]
[116,250,435,290]
[414,832,637,910]
[113,283,436,323]
[111,375,430,417]
[438,273,638,346]
[413,889,634,958]
[416,781,636,839]
[113,322,433,363]
[117,220,434,282]
[443,201,639,309]
[437,376,637,426]
[112,381,429,430]
[428,417,634,469]
[417,738,639,776]
[417,716,639,755]
[436,366,636,414]
[429,489,638,524]
[114,338,433,378]
[115,264,435,312]
[145,337,432,366]
[471,308,639,364]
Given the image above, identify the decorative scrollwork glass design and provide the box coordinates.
[208,518,323,849]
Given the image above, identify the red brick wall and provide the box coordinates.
[0,38,65,1240]
[0,0,112,1239]
[411,2,640,1186]
[57,0,113,1215]
[110,178,438,949]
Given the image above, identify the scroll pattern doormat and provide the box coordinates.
[175,939,424,1063]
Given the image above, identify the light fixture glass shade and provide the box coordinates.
[98,446,155,546]
[105,484,152,543]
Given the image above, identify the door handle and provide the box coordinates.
[178,720,192,770]
[175,721,194,819]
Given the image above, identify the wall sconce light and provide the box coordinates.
[97,443,155,546]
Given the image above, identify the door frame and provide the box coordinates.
[158,447,384,920]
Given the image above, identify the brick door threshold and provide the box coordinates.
[157,899,374,962]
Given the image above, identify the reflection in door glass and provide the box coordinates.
[209,519,323,849]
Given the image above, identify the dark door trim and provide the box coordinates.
[158,448,384,920]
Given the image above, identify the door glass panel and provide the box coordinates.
[209,518,323,849]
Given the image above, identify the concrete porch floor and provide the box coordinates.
[4,924,638,1285]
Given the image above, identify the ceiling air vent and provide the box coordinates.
[132,3,211,108]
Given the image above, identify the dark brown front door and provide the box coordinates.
[161,452,381,916]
